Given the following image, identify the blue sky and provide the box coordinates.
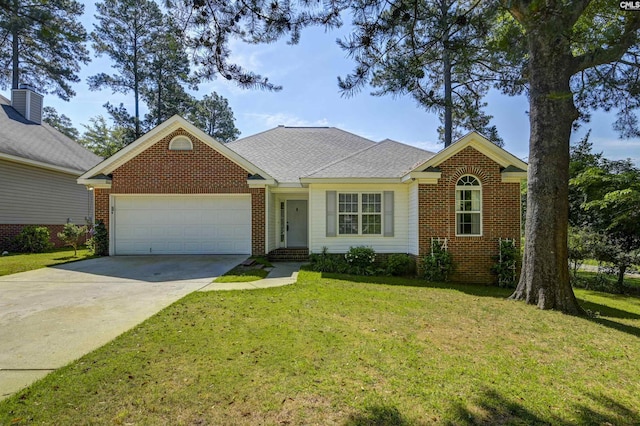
[9,2,640,164]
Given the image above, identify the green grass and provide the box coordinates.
[0,247,95,276]
[213,256,273,283]
[2,272,640,425]
[213,265,269,282]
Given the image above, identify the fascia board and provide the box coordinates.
[501,171,528,183]
[299,177,401,184]
[1,152,84,175]
[401,171,442,183]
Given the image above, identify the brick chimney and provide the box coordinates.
[11,84,43,124]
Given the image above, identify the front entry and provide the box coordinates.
[286,200,308,247]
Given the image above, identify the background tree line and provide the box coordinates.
[1,0,240,157]
[568,132,640,293]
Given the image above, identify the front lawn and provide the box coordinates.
[1,272,639,425]
[0,247,95,276]
[213,257,272,283]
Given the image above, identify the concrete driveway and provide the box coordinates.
[0,255,246,400]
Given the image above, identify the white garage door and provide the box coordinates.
[113,195,251,255]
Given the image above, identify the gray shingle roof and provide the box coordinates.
[0,94,101,173]
[305,139,436,178]
[227,126,377,183]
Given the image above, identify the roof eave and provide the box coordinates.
[1,152,84,175]
[501,171,528,183]
[401,171,442,184]
[300,177,402,184]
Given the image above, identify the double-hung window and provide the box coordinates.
[455,175,482,236]
[338,193,382,235]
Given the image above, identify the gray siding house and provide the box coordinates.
[0,88,102,250]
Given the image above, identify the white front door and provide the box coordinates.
[113,195,251,255]
[286,200,308,248]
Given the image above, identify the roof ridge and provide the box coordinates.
[302,139,383,178]
[228,126,282,145]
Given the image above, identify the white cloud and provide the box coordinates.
[404,139,442,153]
[244,112,330,128]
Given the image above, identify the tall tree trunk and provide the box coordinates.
[509,22,584,315]
[616,264,626,294]
[11,0,19,90]
[133,16,141,139]
[441,0,452,147]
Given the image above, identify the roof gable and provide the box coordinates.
[410,131,528,173]
[79,115,274,183]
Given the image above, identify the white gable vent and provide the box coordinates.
[169,135,193,150]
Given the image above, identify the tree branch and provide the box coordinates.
[571,13,640,74]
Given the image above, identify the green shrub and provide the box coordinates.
[86,220,108,256]
[422,240,453,282]
[345,246,376,275]
[385,254,415,276]
[13,226,53,253]
[491,239,519,288]
[57,222,86,257]
[309,247,349,273]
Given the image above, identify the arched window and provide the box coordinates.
[455,175,482,236]
[168,135,193,151]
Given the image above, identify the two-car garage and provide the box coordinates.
[111,195,252,255]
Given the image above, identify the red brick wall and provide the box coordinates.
[418,146,521,284]
[95,129,265,255]
[0,224,85,251]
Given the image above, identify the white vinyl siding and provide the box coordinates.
[112,195,251,255]
[309,183,409,253]
[0,159,91,224]
[407,182,419,255]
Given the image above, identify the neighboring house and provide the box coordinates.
[78,115,527,283]
[0,88,102,250]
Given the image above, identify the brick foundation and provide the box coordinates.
[0,224,86,251]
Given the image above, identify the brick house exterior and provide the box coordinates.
[80,116,526,284]
[417,147,521,283]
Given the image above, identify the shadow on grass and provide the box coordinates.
[344,405,412,426]
[444,387,639,426]
[588,317,640,338]
[578,299,640,320]
[573,392,640,425]
[317,271,512,300]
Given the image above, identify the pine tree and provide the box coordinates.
[338,0,502,146]
[78,115,128,158]
[188,92,240,143]
[0,0,89,100]
[142,15,196,128]
[42,106,79,140]
[88,0,164,139]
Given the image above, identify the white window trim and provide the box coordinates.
[455,175,482,237]
[337,192,383,236]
